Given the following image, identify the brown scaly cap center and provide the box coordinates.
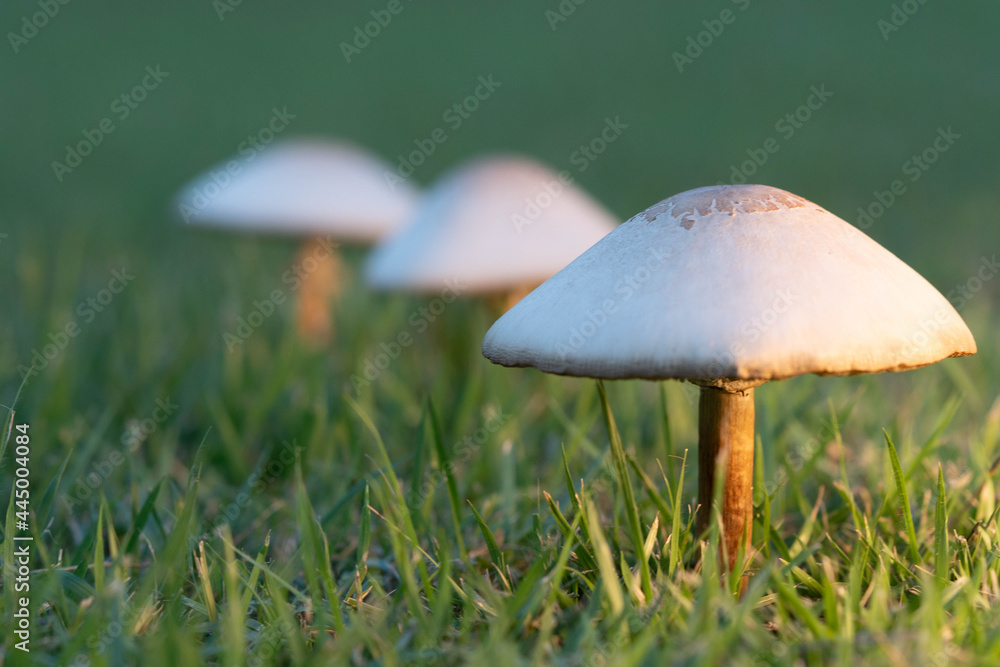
[638,185,822,229]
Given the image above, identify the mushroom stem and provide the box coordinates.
[295,236,342,345]
[696,386,755,577]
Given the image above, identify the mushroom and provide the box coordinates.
[482,184,977,577]
[364,155,618,312]
[177,139,419,343]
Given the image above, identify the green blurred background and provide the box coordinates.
[3,6,1000,664]
[2,0,998,396]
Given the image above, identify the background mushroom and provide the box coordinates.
[177,138,419,343]
[482,184,977,579]
[364,155,618,312]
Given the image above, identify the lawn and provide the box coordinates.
[2,2,1000,665]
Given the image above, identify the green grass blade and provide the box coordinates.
[773,573,833,640]
[123,479,163,554]
[544,491,598,573]
[409,400,430,510]
[428,397,469,562]
[626,453,672,532]
[544,513,584,609]
[347,394,434,602]
[357,482,371,578]
[884,430,920,562]
[584,497,625,617]
[904,396,961,481]
[659,383,674,480]
[220,527,245,667]
[372,482,430,629]
[468,500,507,577]
[754,436,770,559]
[93,501,106,594]
[562,444,592,545]
[0,374,29,467]
[3,476,24,634]
[240,533,270,616]
[596,380,652,599]
[264,569,308,663]
[134,435,205,604]
[935,465,949,582]
[36,448,73,530]
[669,449,688,576]
[430,534,455,636]
[295,461,345,635]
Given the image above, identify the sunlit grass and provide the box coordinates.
[1,236,998,664]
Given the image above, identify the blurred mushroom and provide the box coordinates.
[177,138,418,343]
[483,184,977,579]
[364,155,618,311]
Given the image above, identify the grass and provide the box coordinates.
[1,251,998,664]
[3,2,1000,664]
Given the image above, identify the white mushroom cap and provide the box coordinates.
[364,155,619,294]
[176,139,418,242]
[483,184,976,384]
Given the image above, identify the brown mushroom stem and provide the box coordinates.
[295,236,342,345]
[696,386,755,578]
